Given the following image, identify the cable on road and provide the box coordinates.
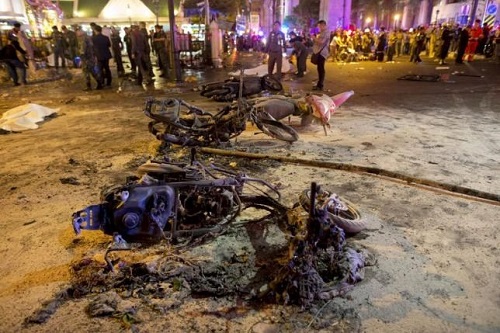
[199,147,500,206]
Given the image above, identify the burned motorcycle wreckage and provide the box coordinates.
[69,162,369,309]
[72,152,288,245]
[144,96,299,147]
[199,74,283,102]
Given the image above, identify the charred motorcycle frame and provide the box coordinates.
[144,97,299,147]
[72,153,287,244]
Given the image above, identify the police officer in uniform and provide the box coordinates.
[265,21,286,80]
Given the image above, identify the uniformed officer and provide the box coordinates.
[265,21,286,80]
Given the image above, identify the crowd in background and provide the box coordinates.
[2,19,499,88]
[0,21,173,89]
[292,22,498,64]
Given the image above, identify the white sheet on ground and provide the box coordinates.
[0,104,59,132]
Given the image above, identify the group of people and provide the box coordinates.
[264,20,329,91]
[0,21,172,89]
[327,20,498,65]
[263,19,499,92]
[73,21,170,90]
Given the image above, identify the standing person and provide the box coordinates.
[131,24,151,85]
[312,20,330,91]
[455,26,469,64]
[466,19,482,62]
[376,27,387,62]
[438,24,452,65]
[289,32,307,77]
[46,26,67,70]
[477,23,491,55]
[329,31,338,62]
[92,25,112,87]
[265,21,286,80]
[62,25,78,67]
[7,23,25,60]
[152,24,169,78]
[0,40,27,86]
[76,27,101,90]
[139,21,154,78]
[395,29,404,57]
[386,31,396,62]
[412,26,426,63]
[123,27,136,75]
[110,27,125,77]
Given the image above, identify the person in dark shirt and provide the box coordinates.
[62,25,78,67]
[152,25,169,78]
[289,32,307,78]
[46,26,67,69]
[438,24,452,65]
[455,26,469,64]
[92,25,113,86]
[76,27,101,90]
[123,27,136,74]
[0,40,27,86]
[110,26,125,77]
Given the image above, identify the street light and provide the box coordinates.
[393,13,400,30]
[365,17,372,29]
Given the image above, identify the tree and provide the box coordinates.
[183,0,245,19]
[292,0,321,32]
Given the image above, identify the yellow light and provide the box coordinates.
[394,14,400,20]
[365,17,372,24]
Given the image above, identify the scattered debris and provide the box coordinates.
[60,177,80,185]
[397,74,441,82]
[451,71,484,78]
[23,220,36,226]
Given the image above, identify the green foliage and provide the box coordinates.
[283,15,305,31]
[292,0,320,30]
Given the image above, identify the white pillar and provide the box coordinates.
[418,0,430,26]
[401,3,411,29]
[319,0,352,28]
[210,19,222,67]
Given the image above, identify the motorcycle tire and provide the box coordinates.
[261,74,283,91]
[298,189,366,234]
[202,88,232,99]
[256,118,299,143]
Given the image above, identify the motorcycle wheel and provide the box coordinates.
[261,74,283,91]
[256,118,299,142]
[298,189,366,234]
[202,88,232,99]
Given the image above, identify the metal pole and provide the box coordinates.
[204,0,211,65]
[470,0,480,24]
[168,0,182,82]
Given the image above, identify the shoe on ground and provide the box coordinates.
[95,85,103,90]
[83,87,92,91]
[14,82,21,86]
[312,86,322,91]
